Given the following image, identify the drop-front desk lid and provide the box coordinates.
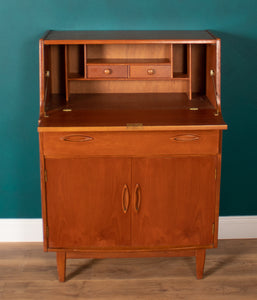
[38,93,227,132]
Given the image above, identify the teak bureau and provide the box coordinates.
[38,30,227,282]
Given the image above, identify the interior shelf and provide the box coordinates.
[86,58,171,65]
[173,72,189,80]
[68,73,84,80]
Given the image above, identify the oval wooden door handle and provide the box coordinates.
[122,184,130,214]
[173,134,200,142]
[62,135,94,142]
[134,184,141,213]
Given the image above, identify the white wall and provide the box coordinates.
[0,217,257,242]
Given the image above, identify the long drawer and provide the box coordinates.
[42,130,219,156]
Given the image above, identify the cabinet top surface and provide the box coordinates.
[42,30,217,44]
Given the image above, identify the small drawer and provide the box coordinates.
[87,65,128,78]
[130,65,171,79]
[42,130,219,157]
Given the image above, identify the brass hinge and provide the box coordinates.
[44,169,47,182]
[212,223,215,235]
[215,168,217,180]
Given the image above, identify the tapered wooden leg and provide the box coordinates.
[56,252,66,282]
[196,249,206,279]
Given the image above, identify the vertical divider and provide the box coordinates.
[84,44,87,79]
[170,44,173,79]
[64,45,69,102]
[39,40,45,117]
[187,44,192,100]
[216,39,221,113]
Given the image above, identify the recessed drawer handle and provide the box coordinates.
[62,135,94,142]
[173,134,200,142]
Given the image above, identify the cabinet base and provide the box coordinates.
[55,248,206,282]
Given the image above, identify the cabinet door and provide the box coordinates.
[45,158,131,248]
[131,157,217,247]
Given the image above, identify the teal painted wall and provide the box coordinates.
[0,0,256,217]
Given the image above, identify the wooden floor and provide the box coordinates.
[0,240,257,300]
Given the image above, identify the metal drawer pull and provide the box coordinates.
[122,184,130,214]
[134,184,141,213]
[104,69,112,75]
[173,134,200,142]
[147,69,155,75]
[62,135,94,142]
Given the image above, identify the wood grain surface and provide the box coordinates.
[45,158,132,248]
[0,240,257,299]
[42,130,220,157]
[131,157,216,248]
[43,30,217,45]
[38,93,227,131]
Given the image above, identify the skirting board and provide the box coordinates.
[0,217,257,242]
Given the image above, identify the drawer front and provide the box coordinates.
[42,131,219,157]
[130,65,171,78]
[87,65,128,78]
